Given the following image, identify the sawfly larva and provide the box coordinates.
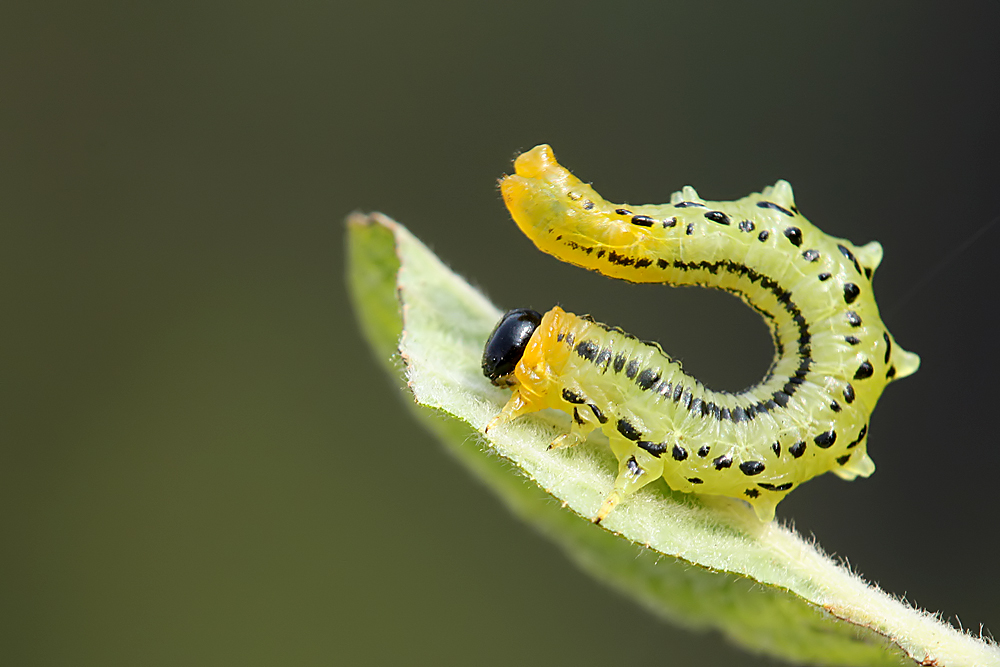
[483,144,919,523]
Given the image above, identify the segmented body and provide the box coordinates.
[488,145,919,522]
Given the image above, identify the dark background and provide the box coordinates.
[3,2,998,665]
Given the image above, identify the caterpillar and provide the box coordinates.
[482,144,920,523]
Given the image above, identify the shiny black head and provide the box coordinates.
[482,308,542,385]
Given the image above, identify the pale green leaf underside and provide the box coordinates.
[346,212,998,667]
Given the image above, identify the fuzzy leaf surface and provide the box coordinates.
[346,212,998,667]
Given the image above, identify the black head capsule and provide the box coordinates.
[482,308,542,385]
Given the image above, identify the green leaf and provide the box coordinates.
[345,212,999,667]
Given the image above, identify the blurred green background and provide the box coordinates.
[3,2,998,665]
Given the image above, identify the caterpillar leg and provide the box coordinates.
[485,389,539,434]
[549,418,596,450]
[594,451,664,524]
[549,388,602,450]
[748,496,779,523]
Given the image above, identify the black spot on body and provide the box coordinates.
[657,258,668,269]
[698,261,720,275]
[740,461,765,476]
[843,283,860,304]
[583,200,595,210]
[639,441,667,457]
[744,488,760,498]
[848,424,867,448]
[686,223,694,235]
[758,230,770,241]
[675,201,705,208]
[616,419,642,441]
[680,390,692,409]
[772,442,781,457]
[672,384,684,402]
[573,408,585,425]
[830,401,841,412]
[843,384,855,403]
[636,368,661,390]
[789,441,806,458]
[739,220,755,232]
[626,456,641,476]
[814,430,837,448]
[698,445,711,458]
[837,244,863,274]
[818,272,832,281]
[615,208,632,216]
[845,335,861,346]
[886,365,897,379]
[589,404,608,423]
[625,359,640,379]
[758,482,794,492]
[854,361,874,380]
[713,455,732,470]
[847,311,862,327]
[757,201,794,216]
[705,210,731,225]
[562,388,586,404]
[631,215,655,227]
[837,454,852,465]
[607,251,635,266]
[802,249,820,262]
[883,332,892,363]
[783,227,803,247]
[688,477,704,484]
[575,340,598,361]
[563,240,596,255]
[672,445,688,461]
[613,353,626,373]
[663,217,677,228]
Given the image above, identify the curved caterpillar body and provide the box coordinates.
[483,144,920,523]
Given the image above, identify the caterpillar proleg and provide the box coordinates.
[483,144,919,523]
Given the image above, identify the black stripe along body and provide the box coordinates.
[485,145,919,523]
